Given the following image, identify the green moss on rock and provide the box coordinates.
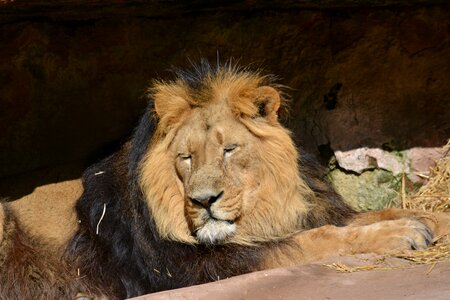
[329,169,401,211]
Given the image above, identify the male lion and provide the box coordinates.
[0,62,448,299]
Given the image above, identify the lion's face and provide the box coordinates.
[170,103,262,244]
[140,68,311,245]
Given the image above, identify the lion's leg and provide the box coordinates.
[347,208,434,225]
[263,218,433,269]
[347,208,450,239]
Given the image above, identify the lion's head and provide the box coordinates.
[139,64,313,245]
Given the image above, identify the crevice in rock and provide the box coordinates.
[318,143,335,164]
[323,82,342,110]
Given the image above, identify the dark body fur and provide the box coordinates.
[66,101,355,298]
[0,210,88,300]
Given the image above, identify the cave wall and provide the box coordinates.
[1,1,449,199]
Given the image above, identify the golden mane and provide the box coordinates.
[140,66,313,245]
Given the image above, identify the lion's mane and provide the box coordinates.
[0,62,354,299]
[65,62,354,298]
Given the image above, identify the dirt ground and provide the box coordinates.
[132,255,450,300]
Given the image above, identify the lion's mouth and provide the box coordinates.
[189,196,240,245]
[194,207,237,245]
[206,207,235,223]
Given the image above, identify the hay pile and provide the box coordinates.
[406,141,450,213]
[326,141,450,272]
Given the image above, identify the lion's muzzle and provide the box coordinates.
[189,190,224,208]
[188,191,238,244]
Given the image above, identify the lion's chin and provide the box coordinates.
[195,220,236,245]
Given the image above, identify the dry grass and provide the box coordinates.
[326,141,450,272]
[406,141,450,213]
[323,261,407,273]
[396,241,450,264]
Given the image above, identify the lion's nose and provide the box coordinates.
[190,191,224,208]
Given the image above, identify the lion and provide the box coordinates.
[0,61,449,299]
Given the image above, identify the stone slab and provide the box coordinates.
[131,258,450,300]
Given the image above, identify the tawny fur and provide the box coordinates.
[0,180,96,299]
[0,63,449,299]
[7,179,82,245]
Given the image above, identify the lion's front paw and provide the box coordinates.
[351,218,433,254]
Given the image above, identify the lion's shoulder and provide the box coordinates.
[6,179,82,246]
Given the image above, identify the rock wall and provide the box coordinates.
[1,1,449,206]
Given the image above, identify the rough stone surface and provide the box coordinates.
[329,168,401,211]
[335,147,446,179]
[335,148,407,175]
[1,2,449,213]
[406,147,448,182]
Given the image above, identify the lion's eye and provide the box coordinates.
[178,153,192,162]
[224,144,238,157]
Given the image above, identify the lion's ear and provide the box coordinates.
[251,86,281,124]
[152,85,192,131]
